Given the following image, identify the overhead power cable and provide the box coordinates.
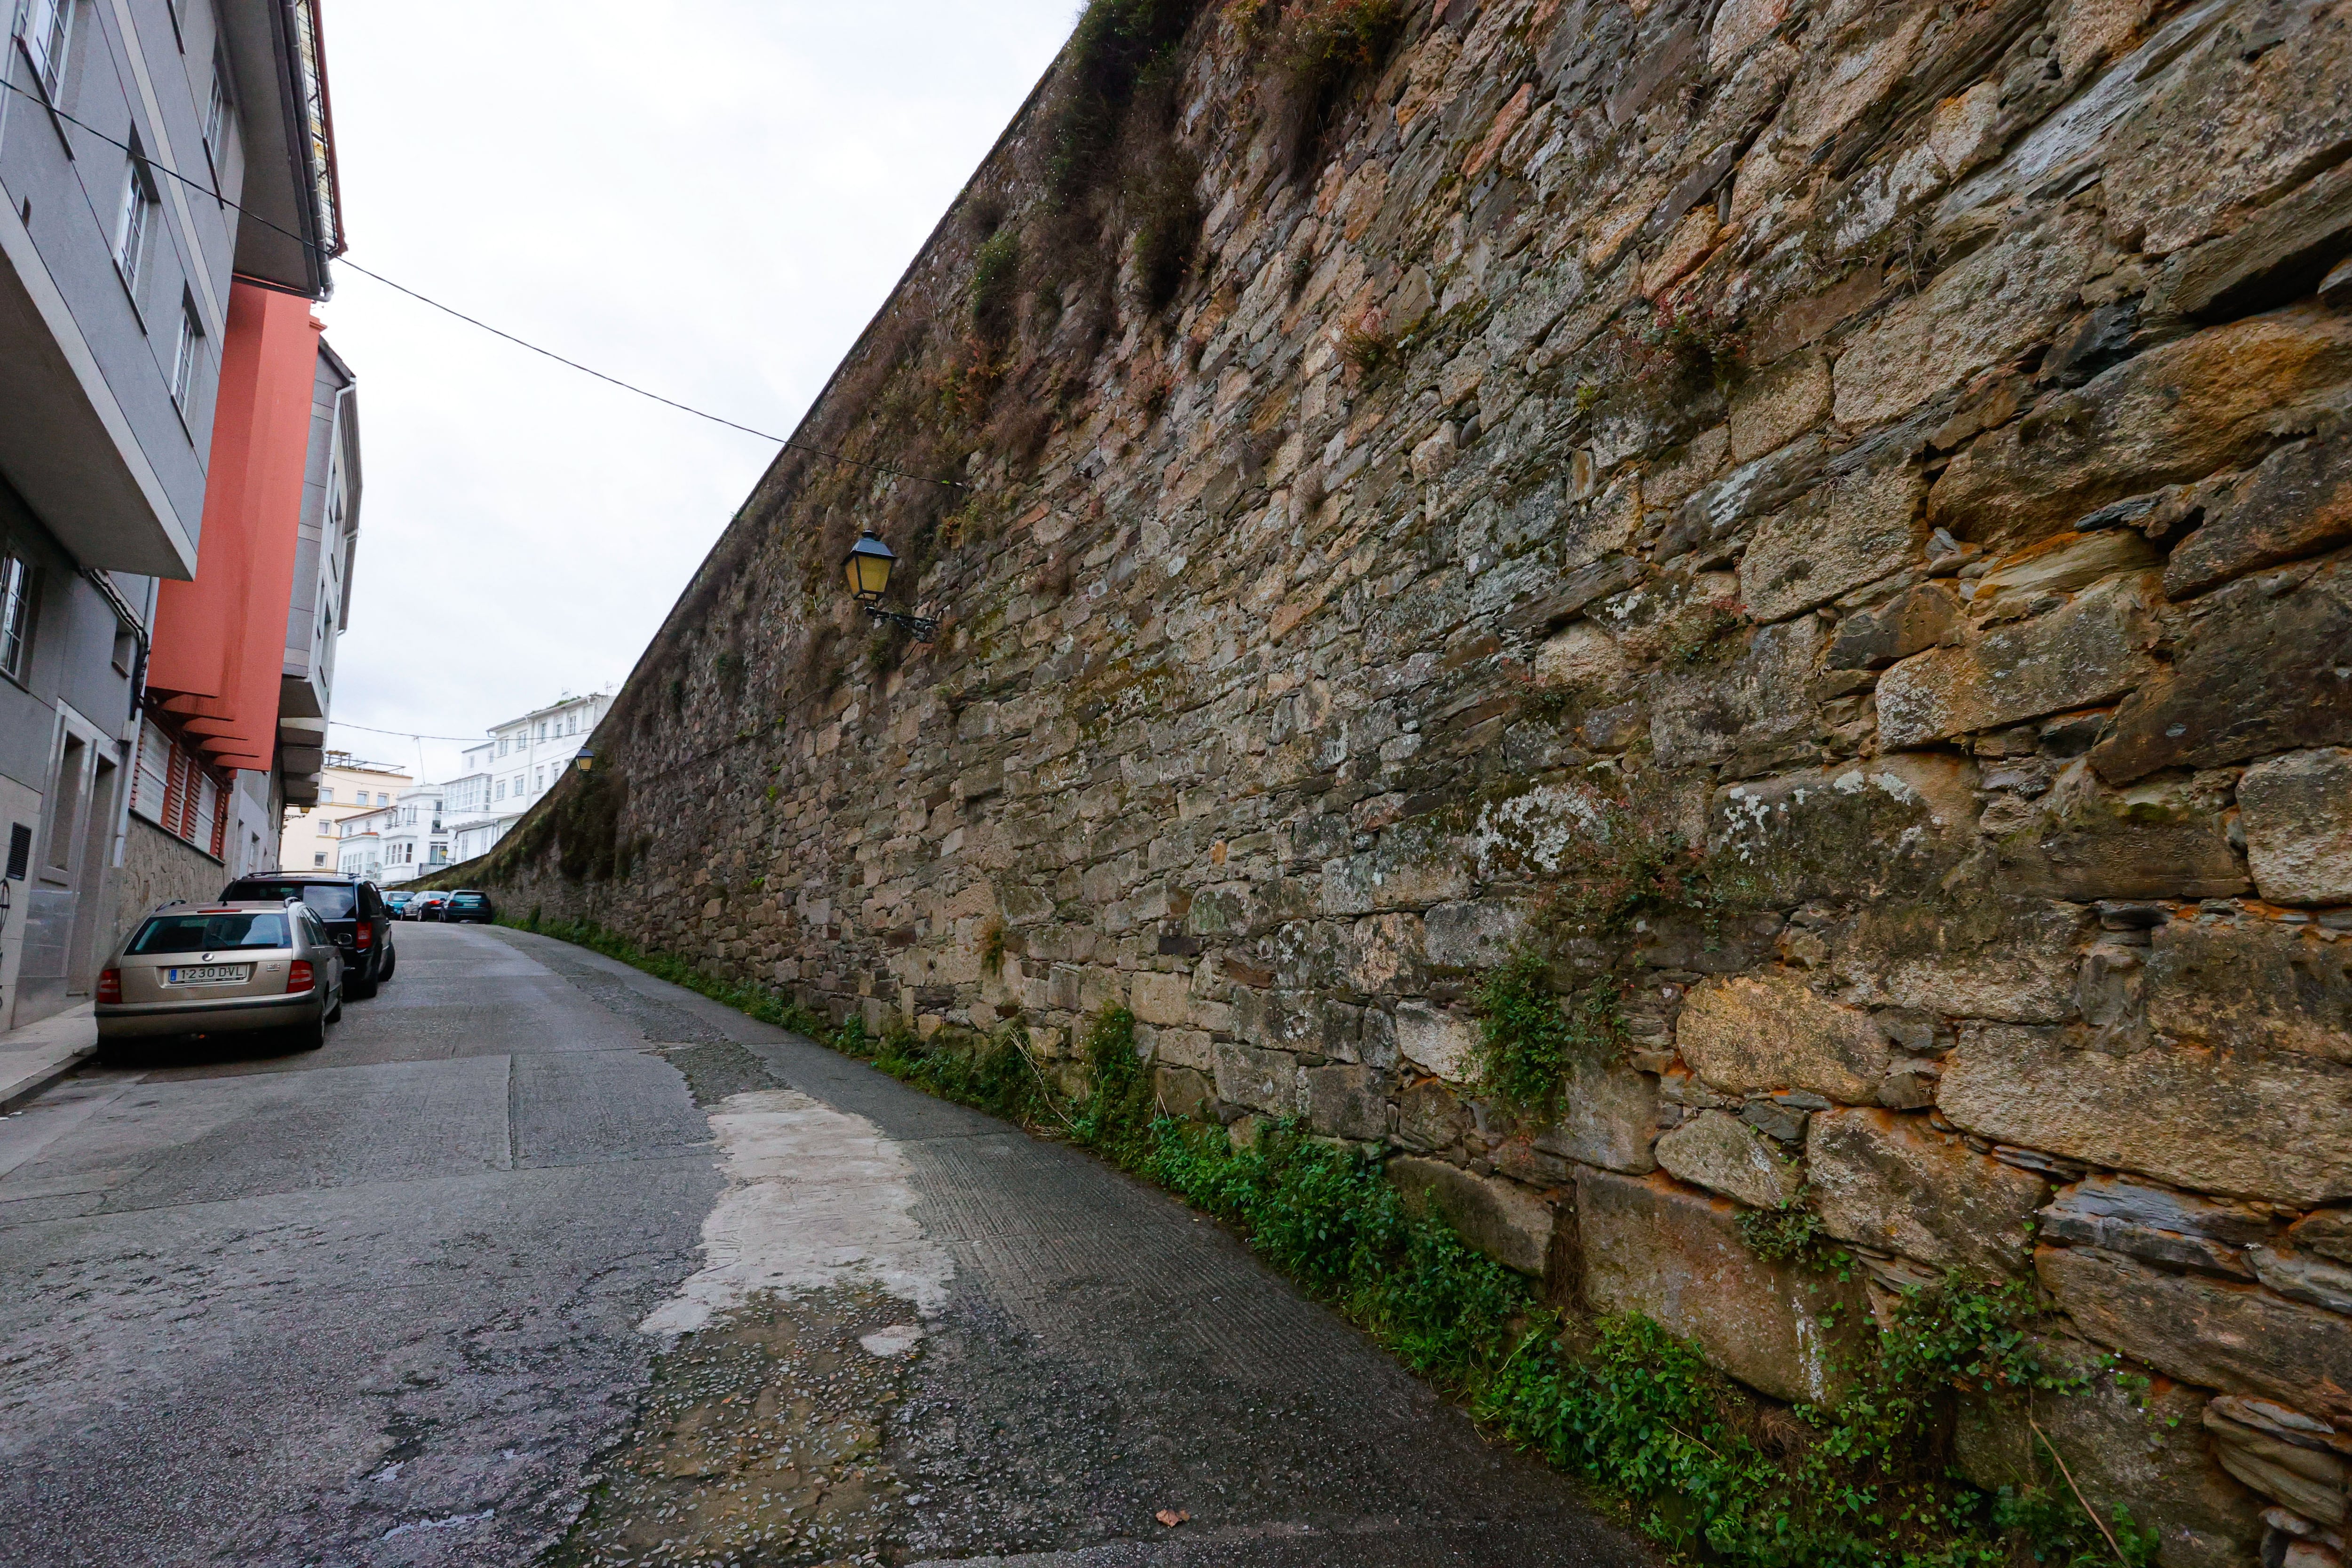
[328,718,490,743]
[0,74,966,490]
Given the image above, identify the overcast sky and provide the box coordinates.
[318,0,1077,784]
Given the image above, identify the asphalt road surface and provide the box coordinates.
[0,922,1643,1568]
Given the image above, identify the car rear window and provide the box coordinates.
[223,881,357,919]
[451,894,485,906]
[129,912,291,954]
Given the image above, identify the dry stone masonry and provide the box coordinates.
[478,0,2352,1560]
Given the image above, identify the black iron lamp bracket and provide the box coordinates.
[862,603,939,642]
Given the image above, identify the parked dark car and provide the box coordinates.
[217,871,397,999]
[441,891,495,924]
[384,890,419,920]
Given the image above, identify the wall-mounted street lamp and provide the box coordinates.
[842,529,938,642]
[573,747,595,774]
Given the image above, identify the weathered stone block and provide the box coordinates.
[1341,912,1426,995]
[1534,1058,1661,1175]
[1656,1109,1803,1209]
[2202,1398,2347,1528]
[1212,1041,1301,1117]
[1927,307,2352,553]
[1423,899,1529,971]
[1711,755,1979,905]
[1576,1167,1870,1404]
[2040,1245,2352,1424]
[1938,1025,2352,1207]
[1676,971,1891,1103]
[2240,749,2352,906]
[1305,1064,1388,1141]
[1320,820,1474,915]
[1740,460,1929,624]
[2142,917,2352,1067]
[2168,437,2352,599]
[1833,209,2107,430]
[2247,1244,2352,1317]
[1806,1107,2047,1276]
[1650,615,1825,771]
[2092,555,2352,786]
[1828,582,1965,669]
[1955,1336,2265,1568]
[1728,352,1831,464]
[1534,621,1627,688]
[1390,1156,1554,1277]
[2040,1174,2275,1280]
[1993,761,2250,901]
[1130,969,1192,1027]
[1835,897,2092,1024]
[1394,1001,1478,1083]
[1877,573,2162,749]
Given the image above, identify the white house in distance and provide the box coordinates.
[441,691,611,864]
[338,786,447,885]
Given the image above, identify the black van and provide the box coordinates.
[217,871,397,999]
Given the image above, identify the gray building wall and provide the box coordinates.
[0,0,336,1030]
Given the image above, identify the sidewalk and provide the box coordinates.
[0,1002,96,1112]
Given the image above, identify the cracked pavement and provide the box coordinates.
[0,923,1644,1567]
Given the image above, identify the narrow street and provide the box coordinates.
[0,923,1639,1568]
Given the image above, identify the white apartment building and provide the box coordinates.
[439,691,611,865]
[490,692,610,811]
[338,787,447,885]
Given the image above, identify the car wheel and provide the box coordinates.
[379,944,397,983]
[326,987,344,1025]
[348,961,378,1001]
[288,1006,327,1052]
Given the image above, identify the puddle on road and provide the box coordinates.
[540,1285,921,1568]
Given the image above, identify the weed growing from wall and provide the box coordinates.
[1471,950,1621,1111]
[1046,0,1205,202]
[510,914,2157,1568]
[1271,0,1408,178]
[1128,150,1204,311]
[971,229,1023,347]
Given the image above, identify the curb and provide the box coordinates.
[0,1044,96,1113]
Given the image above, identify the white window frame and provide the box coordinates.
[169,295,202,414]
[113,149,155,299]
[16,0,74,103]
[200,49,230,180]
[0,546,33,681]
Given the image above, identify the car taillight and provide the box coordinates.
[355,924,373,950]
[97,969,122,1003]
[287,960,314,994]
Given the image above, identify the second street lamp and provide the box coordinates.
[840,528,938,641]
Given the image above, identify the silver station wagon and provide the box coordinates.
[96,901,346,1059]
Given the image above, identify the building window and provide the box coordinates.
[170,299,203,414]
[533,767,544,792]
[313,852,326,867]
[114,151,155,297]
[320,787,334,803]
[376,792,389,805]
[0,547,33,680]
[200,51,230,176]
[16,0,73,102]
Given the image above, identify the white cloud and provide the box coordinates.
[318,0,1076,782]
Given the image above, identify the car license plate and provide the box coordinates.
[167,965,251,985]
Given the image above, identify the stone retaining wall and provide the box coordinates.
[474,1,2352,1559]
